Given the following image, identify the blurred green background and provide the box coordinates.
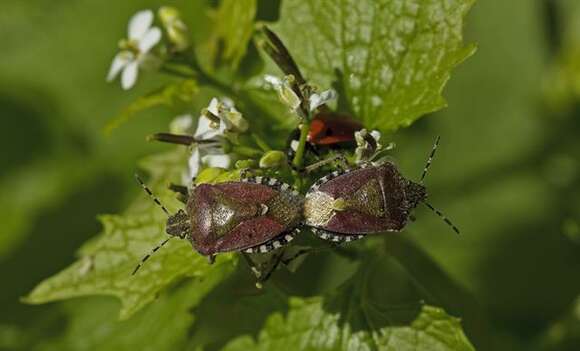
[1,0,579,350]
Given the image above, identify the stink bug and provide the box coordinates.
[286,112,363,162]
[132,175,304,282]
[304,137,460,242]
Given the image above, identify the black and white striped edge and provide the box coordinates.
[308,167,353,192]
[243,227,302,253]
[311,227,364,243]
[241,175,300,196]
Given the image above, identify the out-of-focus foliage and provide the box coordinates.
[1,0,580,351]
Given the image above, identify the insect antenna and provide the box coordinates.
[423,201,460,235]
[420,136,441,183]
[132,237,174,275]
[134,174,170,216]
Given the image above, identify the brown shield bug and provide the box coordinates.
[303,137,460,242]
[132,174,304,280]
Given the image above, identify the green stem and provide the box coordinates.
[292,120,310,169]
[251,133,271,152]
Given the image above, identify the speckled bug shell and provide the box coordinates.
[304,162,426,239]
[187,180,303,256]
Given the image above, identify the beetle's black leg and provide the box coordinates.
[207,255,216,264]
[242,253,264,281]
[255,251,285,288]
[280,248,312,266]
[168,183,189,204]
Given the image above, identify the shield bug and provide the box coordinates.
[132,175,304,280]
[303,137,460,242]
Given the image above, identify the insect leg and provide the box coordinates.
[303,153,349,174]
[168,183,189,204]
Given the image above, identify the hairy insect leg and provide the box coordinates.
[168,183,189,204]
[303,153,349,174]
[255,251,285,288]
[242,252,284,289]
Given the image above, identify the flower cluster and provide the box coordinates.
[107,8,190,90]
[170,98,251,185]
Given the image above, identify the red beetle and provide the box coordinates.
[286,112,363,162]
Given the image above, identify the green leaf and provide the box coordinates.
[207,0,257,70]
[270,0,476,131]
[37,280,223,351]
[223,253,476,351]
[23,150,237,319]
[104,79,198,134]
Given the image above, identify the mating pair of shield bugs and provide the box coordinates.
[133,135,459,285]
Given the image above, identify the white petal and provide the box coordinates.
[188,147,202,179]
[138,27,161,53]
[106,51,131,81]
[128,10,153,40]
[169,114,193,134]
[220,97,236,110]
[121,61,139,90]
[309,89,337,111]
[370,130,381,142]
[202,154,231,169]
[207,97,220,115]
[193,115,221,140]
[264,75,282,87]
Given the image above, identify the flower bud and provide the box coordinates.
[259,150,287,169]
[158,6,190,51]
[265,74,301,112]
[169,114,193,134]
[235,159,258,169]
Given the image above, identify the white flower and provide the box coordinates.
[158,6,190,51]
[264,75,301,111]
[107,10,162,90]
[309,89,337,111]
[181,97,251,183]
[169,114,194,135]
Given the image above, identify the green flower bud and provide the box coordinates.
[235,159,258,169]
[259,150,287,169]
[158,6,190,51]
[224,110,249,133]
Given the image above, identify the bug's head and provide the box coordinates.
[166,209,190,238]
[406,181,427,209]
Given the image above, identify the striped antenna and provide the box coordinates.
[420,136,441,183]
[132,237,173,275]
[134,174,170,216]
[423,202,460,235]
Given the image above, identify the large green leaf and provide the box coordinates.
[23,150,237,319]
[271,0,475,130]
[36,280,223,351]
[223,301,473,351]
[223,253,476,351]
